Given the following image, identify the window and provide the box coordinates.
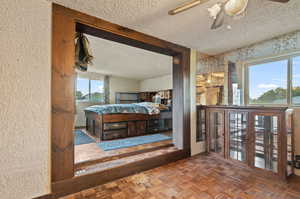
[247,55,300,106]
[76,77,104,102]
[248,60,288,104]
[292,56,300,104]
[90,80,104,102]
[76,77,90,101]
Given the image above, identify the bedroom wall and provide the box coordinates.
[0,1,52,199]
[109,76,141,104]
[140,75,172,92]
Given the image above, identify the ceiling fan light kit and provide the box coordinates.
[168,0,290,30]
[224,0,249,17]
[207,3,222,19]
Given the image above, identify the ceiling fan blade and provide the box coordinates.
[267,0,290,3]
[168,0,209,15]
[211,5,225,30]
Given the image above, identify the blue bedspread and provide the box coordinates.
[85,102,160,115]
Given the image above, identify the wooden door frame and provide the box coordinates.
[51,4,191,198]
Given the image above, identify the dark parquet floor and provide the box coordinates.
[61,155,300,199]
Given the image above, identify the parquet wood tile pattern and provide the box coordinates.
[61,155,300,199]
[75,130,172,164]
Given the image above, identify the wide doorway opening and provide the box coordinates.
[74,29,175,175]
[51,5,190,196]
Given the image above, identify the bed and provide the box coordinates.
[84,103,163,141]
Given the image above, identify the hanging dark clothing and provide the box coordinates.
[75,33,93,71]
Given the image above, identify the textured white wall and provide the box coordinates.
[0,1,52,198]
[140,75,172,92]
[109,76,141,104]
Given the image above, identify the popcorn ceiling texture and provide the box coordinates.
[0,1,52,198]
[49,0,300,55]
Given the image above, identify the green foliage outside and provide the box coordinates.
[76,91,104,102]
[90,92,104,102]
[76,91,84,100]
[250,86,300,104]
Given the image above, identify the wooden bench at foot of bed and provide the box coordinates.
[85,110,161,141]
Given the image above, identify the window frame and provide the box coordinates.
[244,53,300,107]
[76,76,105,103]
[291,55,300,106]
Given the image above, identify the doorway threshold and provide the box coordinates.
[75,146,177,176]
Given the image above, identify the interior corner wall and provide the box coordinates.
[109,76,141,104]
[0,1,52,199]
[140,75,172,92]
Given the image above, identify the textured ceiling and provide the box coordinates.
[50,0,300,55]
[87,35,172,80]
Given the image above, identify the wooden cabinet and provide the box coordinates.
[135,121,147,136]
[227,111,248,163]
[251,114,280,173]
[196,108,206,142]
[208,110,225,157]
[128,122,137,137]
[197,105,294,180]
[102,120,148,139]
[148,119,160,133]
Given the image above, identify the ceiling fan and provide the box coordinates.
[168,0,290,30]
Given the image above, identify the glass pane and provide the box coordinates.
[249,60,288,104]
[209,112,223,154]
[90,80,104,102]
[76,77,89,101]
[195,73,224,105]
[254,115,278,173]
[292,56,300,104]
[197,109,206,142]
[229,62,242,105]
[229,112,247,162]
[286,109,294,176]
